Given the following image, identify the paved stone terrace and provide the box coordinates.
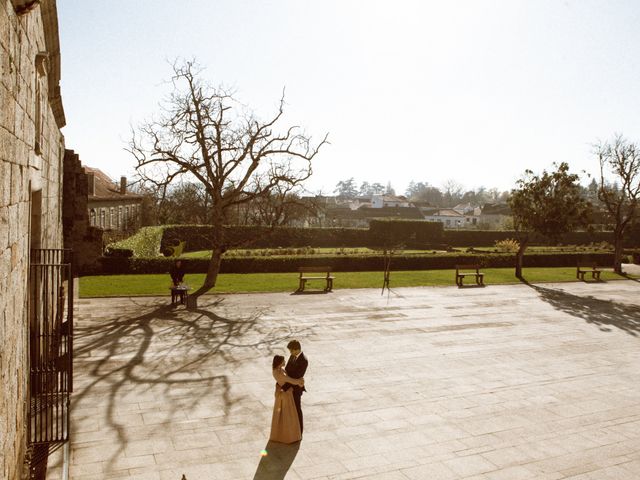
[47,280,640,480]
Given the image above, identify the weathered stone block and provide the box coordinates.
[10,240,18,268]
[13,101,24,141]
[0,159,10,206]
[1,80,15,132]
[17,198,27,233]
[0,246,9,288]
[0,124,15,163]
[9,162,20,204]
[7,202,17,245]
[0,206,8,250]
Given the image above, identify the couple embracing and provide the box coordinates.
[270,340,307,444]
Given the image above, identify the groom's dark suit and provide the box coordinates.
[284,352,308,434]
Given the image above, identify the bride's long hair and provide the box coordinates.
[272,355,285,369]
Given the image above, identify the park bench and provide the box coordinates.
[455,264,484,287]
[170,285,190,305]
[297,266,334,292]
[576,263,602,281]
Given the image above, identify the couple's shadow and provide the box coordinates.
[252,440,300,480]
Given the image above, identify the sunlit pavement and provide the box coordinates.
[47,279,640,480]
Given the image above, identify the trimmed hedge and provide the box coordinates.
[103,247,133,258]
[96,252,615,275]
[161,224,619,252]
[161,225,371,251]
[368,219,444,248]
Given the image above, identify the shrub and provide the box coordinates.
[596,241,613,251]
[494,238,520,253]
[109,226,165,257]
[443,230,615,247]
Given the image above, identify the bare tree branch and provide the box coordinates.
[129,60,328,301]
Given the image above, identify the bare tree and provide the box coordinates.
[442,179,464,206]
[129,60,328,303]
[241,182,317,227]
[596,135,640,273]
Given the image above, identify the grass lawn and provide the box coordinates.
[79,267,634,297]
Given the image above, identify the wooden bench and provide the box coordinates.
[297,267,334,292]
[455,264,484,287]
[576,263,602,281]
[170,285,190,305]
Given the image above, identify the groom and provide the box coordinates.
[284,339,308,434]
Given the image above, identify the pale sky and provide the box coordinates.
[57,0,640,196]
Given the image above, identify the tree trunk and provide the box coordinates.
[204,247,224,289]
[188,216,224,308]
[613,230,624,274]
[515,237,529,279]
[187,247,223,309]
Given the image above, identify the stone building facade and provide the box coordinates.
[63,150,103,272]
[0,0,66,478]
[85,166,143,232]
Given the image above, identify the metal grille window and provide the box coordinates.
[27,249,73,477]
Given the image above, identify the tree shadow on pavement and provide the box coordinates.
[621,273,640,283]
[252,441,300,480]
[71,297,304,474]
[522,280,640,337]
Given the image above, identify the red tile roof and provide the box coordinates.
[83,166,142,199]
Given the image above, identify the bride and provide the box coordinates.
[270,355,304,443]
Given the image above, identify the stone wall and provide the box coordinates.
[63,149,103,272]
[0,1,66,478]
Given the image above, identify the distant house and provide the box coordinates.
[371,194,412,208]
[84,167,143,231]
[297,195,422,227]
[423,208,478,229]
[478,203,511,229]
[325,204,424,228]
[453,202,481,216]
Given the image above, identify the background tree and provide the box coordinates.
[405,182,444,206]
[385,181,395,195]
[509,162,591,278]
[584,178,600,203]
[358,181,371,197]
[165,182,213,224]
[129,60,327,302]
[357,181,383,197]
[334,178,358,198]
[442,179,464,206]
[596,135,640,273]
[370,182,385,195]
[239,183,316,227]
[357,181,384,196]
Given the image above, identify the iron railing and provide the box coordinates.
[27,248,73,476]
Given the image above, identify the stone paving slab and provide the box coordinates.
[47,280,640,479]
